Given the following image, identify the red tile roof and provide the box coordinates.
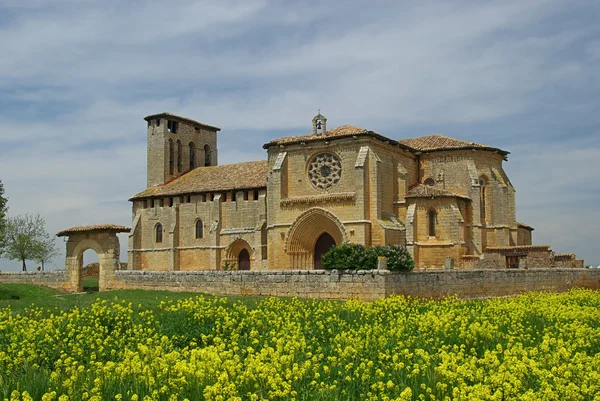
[263,125,413,150]
[399,134,509,156]
[144,112,221,131]
[130,160,268,200]
[56,224,131,237]
[405,184,471,201]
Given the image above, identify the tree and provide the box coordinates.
[34,233,59,271]
[3,214,51,271]
[0,179,8,256]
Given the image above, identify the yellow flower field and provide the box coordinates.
[1,289,600,401]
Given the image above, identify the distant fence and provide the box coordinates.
[1,268,599,301]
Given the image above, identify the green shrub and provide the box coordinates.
[321,243,377,270]
[322,243,414,271]
[371,245,414,271]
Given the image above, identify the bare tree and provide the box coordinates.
[3,214,49,271]
[34,233,59,271]
[0,179,8,256]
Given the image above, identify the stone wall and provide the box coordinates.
[0,271,70,291]
[104,268,600,301]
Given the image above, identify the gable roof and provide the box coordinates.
[405,184,471,201]
[263,125,413,150]
[144,112,221,132]
[130,160,268,200]
[57,224,131,237]
[399,134,509,156]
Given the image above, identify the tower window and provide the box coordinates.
[155,224,163,243]
[167,120,178,133]
[168,139,174,175]
[479,176,488,223]
[243,191,249,201]
[189,143,196,170]
[195,220,203,239]
[231,191,236,202]
[204,144,211,166]
[169,197,174,207]
[428,209,436,237]
[424,178,435,186]
[156,119,160,126]
[177,140,182,172]
[253,190,259,200]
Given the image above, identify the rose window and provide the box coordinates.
[308,153,342,189]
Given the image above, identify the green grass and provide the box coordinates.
[82,277,99,292]
[0,283,263,314]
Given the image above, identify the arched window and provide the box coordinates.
[424,178,435,186]
[195,219,203,239]
[204,144,211,167]
[177,140,182,172]
[168,139,174,175]
[428,209,436,237]
[189,142,196,170]
[479,176,488,223]
[155,223,163,243]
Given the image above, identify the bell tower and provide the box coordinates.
[312,110,327,136]
[144,113,221,188]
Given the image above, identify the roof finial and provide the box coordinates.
[312,110,327,136]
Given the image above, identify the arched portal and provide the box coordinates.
[225,239,253,270]
[286,207,347,269]
[57,225,130,292]
[238,249,250,270]
[313,232,336,270]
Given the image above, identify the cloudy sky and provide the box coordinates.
[0,0,598,270]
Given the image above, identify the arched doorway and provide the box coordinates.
[238,249,250,270]
[82,249,100,292]
[313,233,336,270]
[285,208,348,269]
[57,225,130,292]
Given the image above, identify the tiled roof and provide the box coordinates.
[399,134,509,156]
[130,160,268,200]
[263,125,413,150]
[405,184,471,201]
[485,245,551,253]
[56,224,131,237]
[517,222,535,231]
[144,112,221,131]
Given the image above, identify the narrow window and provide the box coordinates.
[231,191,236,202]
[222,192,227,202]
[156,224,163,243]
[479,177,487,223]
[168,139,174,175]
[159,198,164,207]
[189,143,196,170]
[177,140,182,172]
[167,120,178,133]
[253,190,259,200]
[169,197,174,207]
[151,199,156,208]
[211,193,215,201]
[204,144,211,166]
[428,209,436,237]
[243,191,249,201]
[187,195,191,203]
[424,178,435,186]
[201,193,207,202]
[156,119,160,126]
[195,220,203,239]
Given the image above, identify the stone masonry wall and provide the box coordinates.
[0,271,70,291]
[106,268,600,301]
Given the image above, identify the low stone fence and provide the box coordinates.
[2,268,599,301]
[0,271,70,291]
[107,268,600,301]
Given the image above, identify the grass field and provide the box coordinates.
[0,285,599,401]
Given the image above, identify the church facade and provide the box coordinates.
[128,112,539,271]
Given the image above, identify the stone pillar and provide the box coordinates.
[66,255,81,293]
[377,256,388,270]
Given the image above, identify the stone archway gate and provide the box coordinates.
[57,224,130,292]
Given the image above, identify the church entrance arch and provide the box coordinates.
[286,208,347,269]
[313,232,336,270]
[57,225,130,293]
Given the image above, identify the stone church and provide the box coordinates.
[128,112,575,271]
